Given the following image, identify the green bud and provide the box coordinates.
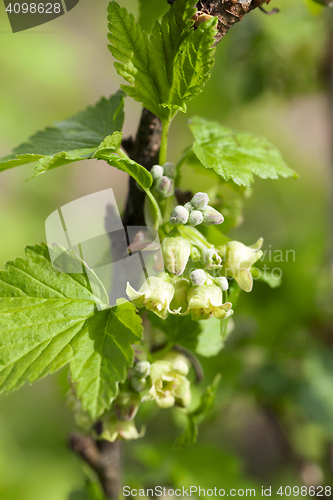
[115,389,141,421]
[155,176,174,198]
[191,192,209,210]
[130,376,148,392]
[170,205,189,226]
[151,164,164,181]
[162,232,191,276]
[190,246,201,262]
[188,210,203,226]
[184,202,193,213]
[202,248,222,268]
[214,277,229,291]
[190,269,207,286]
[134,360,151,378]
[201,206,224,226]
[163,162,176,178]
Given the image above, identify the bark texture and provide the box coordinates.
[69,434,122,500]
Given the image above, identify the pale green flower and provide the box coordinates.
[143,354,191,409]
[169,276,192,313]
[186,284,233,320]
[126,276,174,319]
[219,238,263,292]
[99,415,145,442]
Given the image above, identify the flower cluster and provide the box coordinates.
[151,162,176,198]
[93,354,192,442]
[127,191,264,319]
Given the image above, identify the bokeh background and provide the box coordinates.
[0,0,333,498]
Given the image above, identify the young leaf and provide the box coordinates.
[70,301,143,419]
[252,267,282,288]
[0,91,125,176]
[176,374,221,447]
[0,243,142,419]
[138,0,169,33]
[188,116,298,188]
[148,312,202,351]
[196,317,225,358]
[107,0,216,122]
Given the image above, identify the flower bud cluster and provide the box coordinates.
[151,162,176,198]
[170,192,224,227]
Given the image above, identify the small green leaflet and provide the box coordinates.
[252,267,282,288]
[196,317,228,358]
[188,116,298,188]
[148,312,229,358]
[148,312,201,352]
[176,374,221,447]
[0,243,142,419]
[0,91,125,177]
[107,0,217,122]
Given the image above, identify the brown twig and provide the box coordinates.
[195,0,278,44]
[69,434,122,500]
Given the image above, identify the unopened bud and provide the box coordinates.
[163,162,176,178]
[162,232,191,276]
[134,361,151,378]
[214,277,229,291]
[155,176,174,198]
[170,205,189,226]
[188,210,203,226]
[190,269,207,286]
[184,202,193,213]
[131,376,148,393]
[191,246,201,262]
[201,206,224,226]
[202,248,222,268]
[191,192,209,210]
[151,164,164,181]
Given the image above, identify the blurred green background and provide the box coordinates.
[0,0,332,498]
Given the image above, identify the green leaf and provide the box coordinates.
[138,0,169,33]
[176,374,221,447]
[148,312,202,351]
[70,301,143,419]
[0,92,125,176]
[196,317,225,358]
[188,116,298,188]
[252,267,282,288]
[0,243,142,419]
[107,0,216,122]
[94,152,152,190]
